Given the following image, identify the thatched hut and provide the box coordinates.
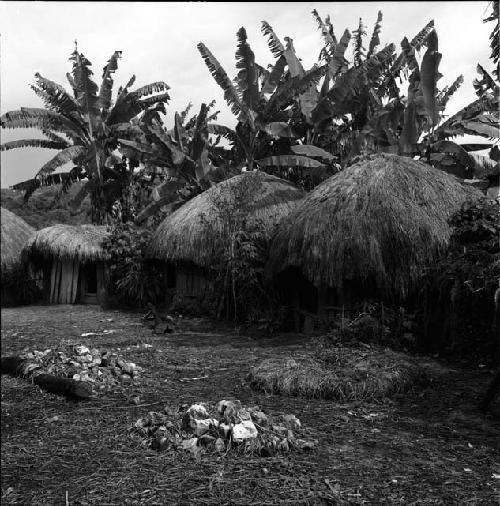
[268,153,482,327]
[22,224,111,304]
[1,207,35,270]
[148,171,305,303]
[1,208,35,305]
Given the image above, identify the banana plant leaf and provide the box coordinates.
[262,122,298,138]
[256,154,326,168]
[430,140,478,169]
[420,30,442,126]
[291,144,336,160]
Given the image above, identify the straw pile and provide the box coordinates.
[268,153,482,300]
[148,171,305,267]
[248,344,427,401]
[1,207,35,270]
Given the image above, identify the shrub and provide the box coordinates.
[103,223,166,310]
[418,198,500,360]
[1,262,41,306]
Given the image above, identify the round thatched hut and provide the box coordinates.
[1,207,35,270]
[268,153,483,327]
[148,171,305,303]
[22,224,111,304]
[1,208,35,305]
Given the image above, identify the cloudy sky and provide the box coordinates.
[0,1,494,188]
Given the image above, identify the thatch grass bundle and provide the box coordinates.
[1,207,35,270]
[248,346,427,401]
[268,153,482,299]
[148,171,305,267]
[22,224,110,263]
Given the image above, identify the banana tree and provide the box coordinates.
[1,45,170,224]
[197,26,328,177]
[117,101,230,224]
[307,9,399,165]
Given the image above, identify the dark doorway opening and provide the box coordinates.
[83,263,97,294]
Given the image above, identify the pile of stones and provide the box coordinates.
[133,399,315,457]
[18,344,143,393]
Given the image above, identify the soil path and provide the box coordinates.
[2,305,499,505]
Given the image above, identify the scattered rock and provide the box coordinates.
[232,420,258,443]
[133,399,313,458]
[214,437,226,452]
[250,410,268,426]
[179,438,198,451]
[281,414,301,430]
[151,437,169,451]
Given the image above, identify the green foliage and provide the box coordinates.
[103,222,166,309]
[1,262,42,306]
[1,45,170,224]
[204,173,280,323]
[1,184,92,229]
[419,198,500,360]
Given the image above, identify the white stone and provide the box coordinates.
[192,418,211,436]
[282,414,301,430]
[232,420,258,443]
[218,423,232,439]
[250,410,268,426]
[187,403,209,419]
[74,345,90,355]
[179,437,198,451]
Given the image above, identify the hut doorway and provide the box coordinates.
[78,261,106,305]
[276,267,318,332]
[80,262,98,304]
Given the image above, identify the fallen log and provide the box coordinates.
[479,369,500,413]
[1,356,92,400]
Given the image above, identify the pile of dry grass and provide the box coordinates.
[248,345,427,401]
[1,207,35,270]
[22,224,110,264]
[269,153,482,300]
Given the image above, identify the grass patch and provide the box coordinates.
[248,344,428,401]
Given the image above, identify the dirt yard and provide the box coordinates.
[1,305,499,505]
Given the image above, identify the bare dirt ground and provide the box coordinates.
[1,305,499,505]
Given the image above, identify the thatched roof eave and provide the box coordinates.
[22,224,111,264]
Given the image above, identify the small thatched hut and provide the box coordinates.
[268,153,482,327]
[148,171,305,303]
[1,207,35,270]
[1,208,35,305]
[22,224,111,304]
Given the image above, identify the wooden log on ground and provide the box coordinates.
[1,356,26,376]
[479,369,500,412]
[32,374,93,400]
[1,355,92,400]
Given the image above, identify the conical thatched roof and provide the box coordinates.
[22,224,111,263]
[148,171,305,267]
[1,207,35,270]
[268,153,483,300]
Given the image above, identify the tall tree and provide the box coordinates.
[1,44,170,224]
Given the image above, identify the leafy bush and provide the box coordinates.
[204,174,281,323]
[1,262,41,306]
[103,223,166,310]
[419,198,500,360]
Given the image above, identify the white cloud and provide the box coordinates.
[0,1,494,188]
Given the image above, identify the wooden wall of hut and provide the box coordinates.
[49,259,80,304]
[175,266,209,298]
[46,259,107,305]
